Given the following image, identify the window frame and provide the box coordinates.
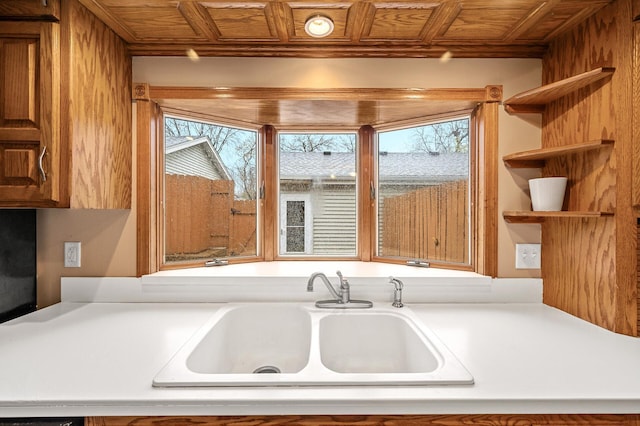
[160,112,263,267]
[276,129,360,259]
[133,84,500,276]
[372,112,474,268]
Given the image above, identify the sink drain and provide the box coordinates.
[253,365,281,374]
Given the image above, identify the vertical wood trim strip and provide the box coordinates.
[476,102,499,277]
[614,0,637,336]
[633,20,640,207]
[257,125,266,259]
[135,97,159,276]
[359,125,374,261]
[155,105,164,270]
[262,125,276,260]
[633,10,640,336]
[136,99,151,276]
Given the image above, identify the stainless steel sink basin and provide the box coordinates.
[153,303,473,387]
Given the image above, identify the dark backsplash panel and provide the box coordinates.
[0,209,36,323]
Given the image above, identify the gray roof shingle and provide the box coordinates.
[280,151,468,181]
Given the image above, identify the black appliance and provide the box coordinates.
[0,209,36,323]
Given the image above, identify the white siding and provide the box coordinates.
[311,188,356,255]
[166,145,222,180]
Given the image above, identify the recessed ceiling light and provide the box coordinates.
[304,15,334,38]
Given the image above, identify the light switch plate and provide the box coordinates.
[64,241,81,268]
[515,243,541,269]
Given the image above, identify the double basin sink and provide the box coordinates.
[153,304,473,387]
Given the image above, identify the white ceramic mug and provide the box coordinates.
[529,177,567,211]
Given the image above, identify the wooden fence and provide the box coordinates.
[381,180,468,264]
[165,174,256,261]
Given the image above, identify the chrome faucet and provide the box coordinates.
[389,276,404,308]
[307,271,343,300]
[307,270,372,309]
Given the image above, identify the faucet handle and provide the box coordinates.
[335,270,351,303]
[336,270,348,287]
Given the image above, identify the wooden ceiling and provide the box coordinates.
[153,87,494,128]
[78,0,612,58]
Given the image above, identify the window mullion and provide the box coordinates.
[262,125,277,261]
[358,125,375,261]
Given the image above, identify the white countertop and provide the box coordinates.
[1,298,640,416]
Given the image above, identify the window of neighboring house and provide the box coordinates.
[278,132,358,257]
[163,115,259,265]
[376,115,471,266]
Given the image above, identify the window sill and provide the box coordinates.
[145,260,483,281]
[140,261,499,303]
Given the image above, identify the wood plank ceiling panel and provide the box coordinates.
[157,98,478,128]
[78,0,614,57]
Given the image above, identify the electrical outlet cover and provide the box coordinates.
[515,243,541,269]
[64,241,81,268]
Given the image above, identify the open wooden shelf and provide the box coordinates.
[503,210,614,224]
[503,139,614,168]
[503,67,615,114]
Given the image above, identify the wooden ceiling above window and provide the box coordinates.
[78,0,612,58]
[144,86,500,128]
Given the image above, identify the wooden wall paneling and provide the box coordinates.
[633,13,640,207]
[541,0,637,335]
[543,216,617,329]
[65,0,132,209]
[85,414,640,426]
[613,0,638,337]
[635,6,640,334]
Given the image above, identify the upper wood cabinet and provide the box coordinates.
[0,22,61,206]
[0,0,60,21]
[0,0,132,208]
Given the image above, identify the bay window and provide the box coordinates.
[134,86,499,275]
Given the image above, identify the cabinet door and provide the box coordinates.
[0,0,60,21]
[0,21,60,206]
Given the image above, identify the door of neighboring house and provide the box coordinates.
[280,194,312,255]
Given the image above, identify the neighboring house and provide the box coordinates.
[279,151,469,256]
[165,136,232,181]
